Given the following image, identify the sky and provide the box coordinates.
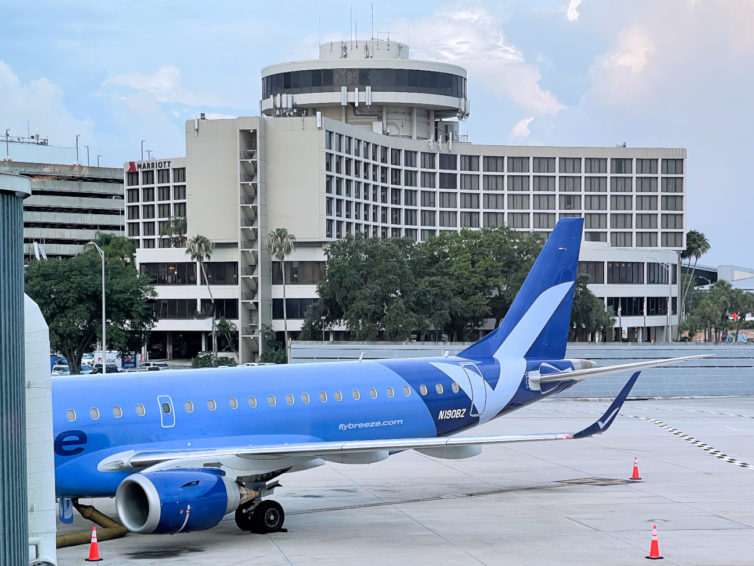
[1,0,752,267]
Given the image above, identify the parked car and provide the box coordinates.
[138,361,169,371]
[80,364,94,375]
[242,362,276,367]
[91,363,121,374]
[51,364,70,376]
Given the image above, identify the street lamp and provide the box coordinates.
[88,242,106,373]
[140,140,146,161]
[75,134,80,164]
[97,154,102,167]
[320,315,327,342]
[84,145,90,166]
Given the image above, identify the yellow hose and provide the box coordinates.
[55,500,128,548]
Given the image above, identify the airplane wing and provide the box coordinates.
[98,372,640,473]
[538,354,709,384]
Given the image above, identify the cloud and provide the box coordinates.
[587,28,655,105]
[511,117,534,138]
[567,0,583,22]
[104,66,203,105]
[0,60,95,148]
[402,6,565,117]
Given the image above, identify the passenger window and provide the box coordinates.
[386,387,395,398]
[136,404,146,417]
[334,390,343,401]
[112,406,123,419]
[161,402,171,414]
[369,388,378,399]
[89,408,100,421]
[185,401,194,413]
[268,395,277,407]
[352,389,360,400]
[403,386,411,397]
[66,409,76,422]
[319,391,328,402]
[302,392,311,404]
[207,399,217,411]
[419,384,428,395]
[435,384,444,395]
[248,396,257,408]
[286,394,295,405]
[229,397,238,409]
[451,382,460,394]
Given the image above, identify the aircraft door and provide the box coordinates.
[461,363,487,417]
[157,395,175,428]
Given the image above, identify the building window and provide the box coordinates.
[483,194,504,209]
[460,193,479,209]
[661,159,683,174]
[420,191,435,207]
[560,177,581,192]
[611,214,632,229]
[637,159,658,174]
[508,212,529,228]
[508,176,529,191]
[439,192,456,208]
[483,156,504,172]
[391,148,401,166]
[404,151,417,168]
[142,170,154,185]
[439,211,456,227]
[143,187,154,201]
[611,158,632,174]
[272,298,316,319]
[127,206,139,220]
[127,223,139,237]
[174,203,186,217]
[533,213,555,229]
[607,297,644,317]
[585,177,607,192]
[533,176,555,191]
[637,196,658,210]
[607,262,644,283]
[646,296,668,316]
[585,232,607,242]
[636,214,658,229]
[140,263,197,285]
[647,263,670,284]
[127,189,139,203]
[460,155,479,171]
[661,178,683,192]
[173,167,186,182]
[610,178,632,192]
[143,239,155,248]
[637,232,658,247]
[439,153,457,170]
[483,212,504,227]
[439,173,457,189]
[610,232,632,247]
[421,211,436,226]
[584,158,607,174]
[508,194,529,209]
[508,156,529,172]
[532,194,555,210]
[661,196,683,211]
[421,152,435,169]
[404,209,417,225]
[460,174,479,190]
[584,213,606,229]
[532,157,555,173]
[637,178,657,192]
[404,190,417,206]
[404,170,417,187]
[157,169,170,183]
[559,158,581,173]
[391,169,401,185]
[578,261,604,284]
[661,232,683,247]
[173,185,186,199]
[158,204,171,218]
[483,175,504,191]
[152,299,199,319]
[460,212,479,227]
[610,195,632,210]
[661,214,683,229]
[127,172,139,186]
[559,195,581,210]
[585,195,607,210]
[421,172,436,188]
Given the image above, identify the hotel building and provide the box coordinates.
[126,40,685,361]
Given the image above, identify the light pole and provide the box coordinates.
[89,242,106,373]
[140,140,146,161]
[320,315,326,342]
[85,145,90,166]
[97,154,101,167]
[146,149,153,160]
[75,134,80,163]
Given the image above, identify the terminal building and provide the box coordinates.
[127,40,685,362]
[1,141,125,260]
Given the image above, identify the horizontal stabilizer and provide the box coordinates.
[538,354,709,384]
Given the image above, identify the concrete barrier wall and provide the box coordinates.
[290,342,754,398]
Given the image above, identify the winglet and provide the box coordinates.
[573,371,640,439]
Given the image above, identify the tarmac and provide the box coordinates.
[56,395,754,565]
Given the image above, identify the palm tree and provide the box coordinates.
[678,230,711,338]
[265,228,296,354]
[186,235,217,359]
[160,216,187,248]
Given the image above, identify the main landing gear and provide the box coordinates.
[234,479,286,533]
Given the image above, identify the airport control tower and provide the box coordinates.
[260,40,469,142]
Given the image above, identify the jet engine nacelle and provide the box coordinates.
[115,469,246,534]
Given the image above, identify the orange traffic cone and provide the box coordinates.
[630,456,642,480]
[85,525,103,562]
[646,523,663,560]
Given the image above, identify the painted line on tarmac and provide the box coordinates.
[631,415,754,470]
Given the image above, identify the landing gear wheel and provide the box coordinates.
[250,500,285,533]
[234,502,255,531]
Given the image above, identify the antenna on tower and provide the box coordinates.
[371,3,374,41]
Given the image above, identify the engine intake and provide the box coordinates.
[115,469,251,534]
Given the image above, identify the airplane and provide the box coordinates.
[52,217,701,535]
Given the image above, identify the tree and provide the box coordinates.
[91,230,137,265]
[258,325,287,364]
[186,235,217,357]
[265,228,296,350]
[679,230,711,332]
[570,274,615,341]
[25,247,157,374]
[216,316,239,357]
[160,216,187,248]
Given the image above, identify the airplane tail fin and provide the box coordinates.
[460,217,583,361]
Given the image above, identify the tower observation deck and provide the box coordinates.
[260,40,469,141]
